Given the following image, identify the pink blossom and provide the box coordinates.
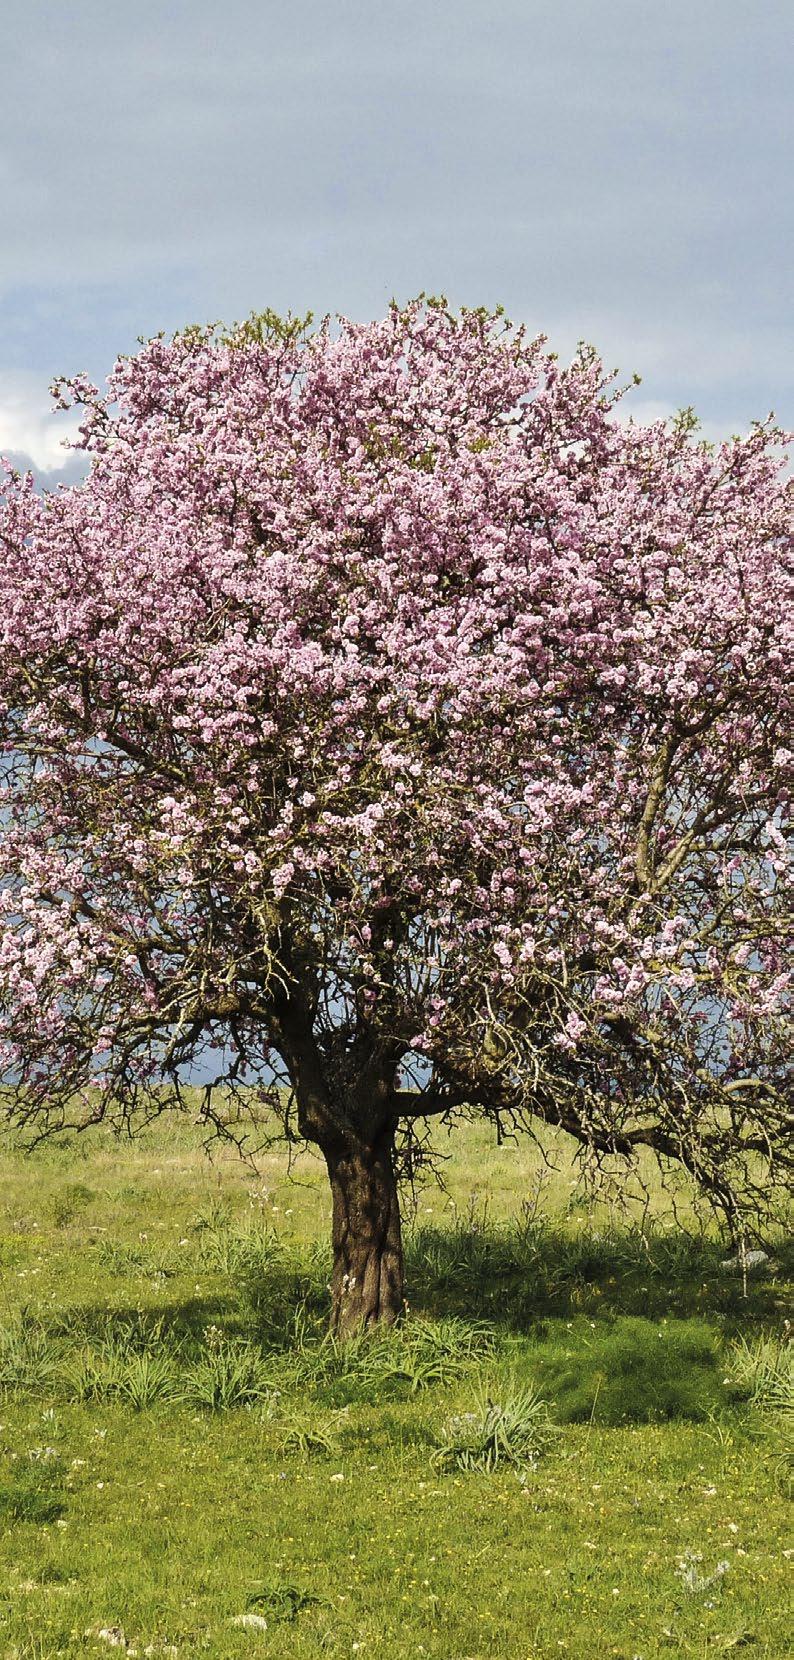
[0,298,789,1255]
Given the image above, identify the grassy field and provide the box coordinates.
[0,1117,789,1660]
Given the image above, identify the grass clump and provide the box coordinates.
[287,1314,496,1403]
[246,1581,326,1621]
[726,1330,793,1413]
[67,1344,180,1408]
[193,1205,284,1279]
[179,1334,273,1410]
[432,1385,557,1474]
[65,1314,182,1407]
[51,1180,95,1228]
[112,1349,180,1409]
[96,1239,177,1280]
[527,1314,725,1424]
[278,1410,346,1457]
[382,1316,496,1392]
[0,1319,59,1396]
[66,1348,120,1404]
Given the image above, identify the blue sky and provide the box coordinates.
[2,0,791,483]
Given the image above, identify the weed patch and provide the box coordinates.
[246,1582,327,1621]
[432,1385,557,1473]
[51,1182,95,1229]
[278,1410,346,1457]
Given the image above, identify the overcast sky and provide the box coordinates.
[2,0,791,483]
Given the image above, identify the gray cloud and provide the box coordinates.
[2,0,791,451]
[2,451,89,492]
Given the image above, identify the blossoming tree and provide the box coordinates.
[0,302,790,1331]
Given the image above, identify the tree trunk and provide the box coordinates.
[325,1129,404,1337]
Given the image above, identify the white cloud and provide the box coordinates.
[0,373,81,473]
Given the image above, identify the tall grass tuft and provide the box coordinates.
[286,1314,496,1400]
[726,1332,793,1414]
[278,1410,346,1457]
[113,1350,180,1409]
[432,1385,557,1474]
[179,1338,274,1410]
[0,1320,59,1396]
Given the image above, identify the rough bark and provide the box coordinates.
[325,1129,404,1337]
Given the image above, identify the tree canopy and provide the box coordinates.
[0,300,790,1329]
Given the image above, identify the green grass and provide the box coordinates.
[0,1117,788,1658]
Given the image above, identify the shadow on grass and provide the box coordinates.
[5,1223,790,1427]
[30,1217,791,1365]
[44,1297,247,1350]
[40,1264,332,1356]
[403,1216,791,1333]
